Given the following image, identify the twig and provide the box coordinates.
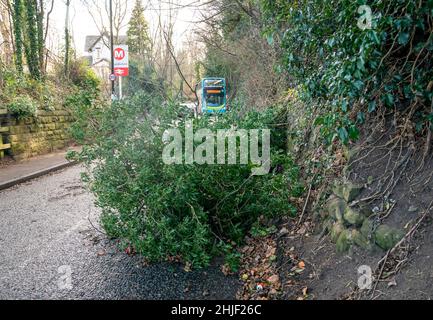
[297,176,315,226]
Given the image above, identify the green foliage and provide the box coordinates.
[250,222,278,238]
[7,95,37,119]
[0,59,99,124]
[68,59,101,90]
[12,0,44,79]
[124,60,164,97]
[261,0,433,144]
[12,0,24,73]
[73,91,303,267]
[23,0,40,79]
[127,0,152,56]
[221,243,242,272]
[65,65,102,144]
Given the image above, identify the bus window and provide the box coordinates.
[206,92,224,106]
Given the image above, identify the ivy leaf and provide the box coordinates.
[341,100,348,112]
[398,32,410,45]
[338,127,349,144]
[314,117,325,125]
[369,31,381,45]
[357,57,366,72]
[348,126,360,141]
[368,101,377,113]
[384,93,394,107]
[354,80,364,91]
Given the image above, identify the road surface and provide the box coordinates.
[0,165,239,300]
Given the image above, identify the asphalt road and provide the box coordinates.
[0,166,240,300]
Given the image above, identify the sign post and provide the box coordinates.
[109,0,115,99]
[119,76,123,100]
[113,45,129,99]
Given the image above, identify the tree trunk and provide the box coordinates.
[64,0,71,78]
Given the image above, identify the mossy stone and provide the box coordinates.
[351,229,373,251]
[360,219,374,238]
[332,183,345,199]
[336,229,352,253]
[374,225,405,250]
[331,222,345,243]
[343,207,365,227]
[326,196,346,222]
[342,183,363,202]
[333,181,363,202]
[358,204,373,217]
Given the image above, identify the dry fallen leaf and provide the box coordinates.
[298,261,306,269]
[97,250,106,257]
[265,246,276,258]
[184,262,192,272]
[302,287,308,296]
[268,274,280,284]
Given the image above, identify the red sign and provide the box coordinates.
[114,67,129,77]
[113,45,129,77]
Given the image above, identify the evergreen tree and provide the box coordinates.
[12,0,23,73]
[127,0,151,57]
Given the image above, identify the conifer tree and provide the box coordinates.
[127,0,151,57]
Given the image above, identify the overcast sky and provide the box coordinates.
[49,0,201,56]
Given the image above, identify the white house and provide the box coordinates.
[84,33,127,93]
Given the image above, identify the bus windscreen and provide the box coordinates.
[205,89,224,106]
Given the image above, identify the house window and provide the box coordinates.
[95,46,101,60]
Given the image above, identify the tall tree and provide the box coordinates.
[23,0,40,79]
[127,0,151,56]
[0,0,14,65]
[35,0,44,72]
[10,0,51,77]
[12,0,23,72]
[64,0,71,77]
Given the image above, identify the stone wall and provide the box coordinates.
[0,107,74,160]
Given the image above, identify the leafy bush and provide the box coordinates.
[74,92,303,267]
[261,0,433,144]
[68,59,101,91]
[124,60,165,97]
[64,61,102,144]
[7,95,38,119]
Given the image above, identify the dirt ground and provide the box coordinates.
[243,119,433,300]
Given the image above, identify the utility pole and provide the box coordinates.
[109,0,115,99]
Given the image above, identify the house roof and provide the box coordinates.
[84,35,102,52]
[84,34,128,52]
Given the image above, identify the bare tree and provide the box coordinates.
[80,0,128,44]
[0,0,14,65]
